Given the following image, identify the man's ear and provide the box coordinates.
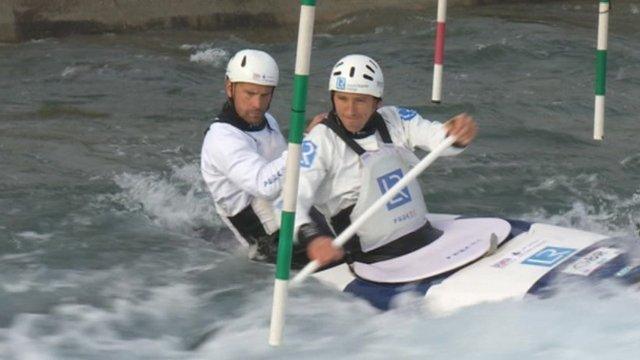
[375,98,383,109]
[225,79,234,99]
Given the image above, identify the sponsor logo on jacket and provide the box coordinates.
[376,168,412,210]
[397,107,418,121]
[300,140,317,168]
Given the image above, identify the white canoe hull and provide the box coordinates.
[311,214,639,312]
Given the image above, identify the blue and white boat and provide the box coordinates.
[310,214,640,312]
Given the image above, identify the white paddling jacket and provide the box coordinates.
[201,104,286,247]
[295,106,464,263]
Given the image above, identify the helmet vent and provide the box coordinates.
[241,56,247,67]
[349,66,355,77]
[368,60,378,68]
[332,71,342,76]
[365,65,375,73]
[363,74,373,81]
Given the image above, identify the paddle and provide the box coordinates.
[290,135,457,286]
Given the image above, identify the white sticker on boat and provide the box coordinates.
[491,239,547,269]
[510,238,547,259]
[562,247,622,276]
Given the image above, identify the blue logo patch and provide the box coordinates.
[335,76,346,90]
[522,246,576,267]
[397,107,418,121]
[300,140,317,168]
[376,168,412,210]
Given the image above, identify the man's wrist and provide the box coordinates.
[298,222,331,247]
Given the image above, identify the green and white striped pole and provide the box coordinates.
[594,0,609,140]
[268,0,316,347]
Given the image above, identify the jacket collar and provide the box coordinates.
[214,101,271,132]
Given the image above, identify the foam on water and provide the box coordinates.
[188,48,229,67]
[112,163,221,235]
[1,293,190,359]
[15,232,53,242]
[192,279,640,359]
[179,42,217,51]
[522,173,640,236]
[0,288,605,360]
[60,65,90,78]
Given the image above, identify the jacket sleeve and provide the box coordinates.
[294,127,332,241]
[383,106,464,156]
[202,125,286,200]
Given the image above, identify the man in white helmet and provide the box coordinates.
[294,54,478,281]
[200,49,301,264]
[201,49,327,266]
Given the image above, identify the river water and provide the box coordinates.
[1,1,640,358]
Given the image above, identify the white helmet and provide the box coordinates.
[328,54,384,98]
[226,49,279,86]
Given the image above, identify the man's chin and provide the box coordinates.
[243,114,264,124]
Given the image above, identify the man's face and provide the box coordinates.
[332,91,379,133]
[225,81,274,125]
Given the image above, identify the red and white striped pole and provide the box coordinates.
[431,0,447,103]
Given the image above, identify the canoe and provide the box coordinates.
[310,214,640,312]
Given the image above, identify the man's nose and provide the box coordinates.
[347,100,356,114]
[250,95,262,109]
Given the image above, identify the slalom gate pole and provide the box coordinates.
[431,0,447,103]
[268,0,317,347]
[594,0,609,140]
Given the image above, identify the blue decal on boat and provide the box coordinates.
[527,239,634,297]
[522,246,576,267]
